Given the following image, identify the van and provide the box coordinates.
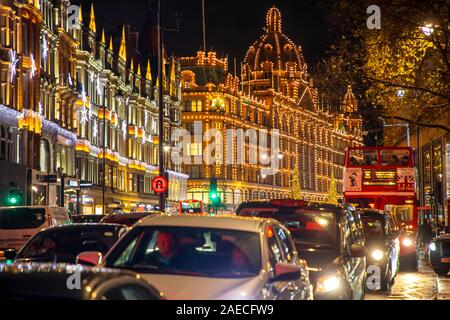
[0,206,71,251]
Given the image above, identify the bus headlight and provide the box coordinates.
[402,238,413,247]
[429,242,437,252]
[371,249,384,261]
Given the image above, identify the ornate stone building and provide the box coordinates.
[0,1,187,213]
[180,7,363,207]
[0,0,46,206]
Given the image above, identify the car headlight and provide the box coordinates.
[316,275,340,293]
[371,249,384,261]
[402,237,413,247]
[429,242,437,252]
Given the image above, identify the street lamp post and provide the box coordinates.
[164,144,170,209]
[157,0,165,212]
[156,0,181,212]
[102,85,107,216]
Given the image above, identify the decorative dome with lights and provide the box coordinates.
[242,6,309,91]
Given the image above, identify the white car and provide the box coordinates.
[77,214,313,300]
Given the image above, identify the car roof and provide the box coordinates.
[104,211,162,218]
[236,200,342,211]
[358,209,387,220]
[236,201,343,218]
[137,214,275,233]
[39,223,125,233]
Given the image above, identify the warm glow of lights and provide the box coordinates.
[421,24,434,36]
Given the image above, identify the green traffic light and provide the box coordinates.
[211,193,217,199]
[8,197,18,205]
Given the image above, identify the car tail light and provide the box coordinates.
[305,221,323,231]
[266,226,274,238]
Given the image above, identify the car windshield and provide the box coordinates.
[106,227,261,278]
[238,207,337,248]
[17,227,121,261]
[361,217,385,239]
[0,208,46,230]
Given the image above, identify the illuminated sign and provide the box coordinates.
[67,180,79,187]
[374,171,396,179]
[363,181,397,186]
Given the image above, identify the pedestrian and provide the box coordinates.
[419,219,433,254]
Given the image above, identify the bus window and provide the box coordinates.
[350,149,377,166]
[362,151,378,166]
[180,200,203,214]
[381,150,410,166]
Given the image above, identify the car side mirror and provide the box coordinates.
[269,263,302,283]
[349,244,367,258]
[76,251,103,266]
[3,249,17,261]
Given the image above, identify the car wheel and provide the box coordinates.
[433,267,450,276]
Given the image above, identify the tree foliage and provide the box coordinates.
[314,0,450,139]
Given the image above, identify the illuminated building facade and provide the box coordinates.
[180,7,363,206]
[0,1,187,213]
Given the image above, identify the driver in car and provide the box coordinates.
[147,231,193,269]
[37,236,57,255]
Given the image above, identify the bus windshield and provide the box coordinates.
[180,201,202,214]
[380,149,410,166]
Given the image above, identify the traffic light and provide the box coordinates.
[6,186,22,206]
[209,176,220,206]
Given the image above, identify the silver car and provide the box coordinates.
[77,214,313,300]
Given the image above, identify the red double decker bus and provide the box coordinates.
[344,146,419,269]
[179,199,203,214]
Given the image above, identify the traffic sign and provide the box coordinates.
[152,175,168,194]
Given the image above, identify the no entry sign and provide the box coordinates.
[152,175,168,194]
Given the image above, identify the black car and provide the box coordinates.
[0,263,163,300]
[71,214,106,223]
[429,232,450,276]
[359,209,400,291]
[4,223,127,264]
[100,211,162,227]
[236,200,367,300]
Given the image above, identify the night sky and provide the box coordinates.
[83,0,327,69]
